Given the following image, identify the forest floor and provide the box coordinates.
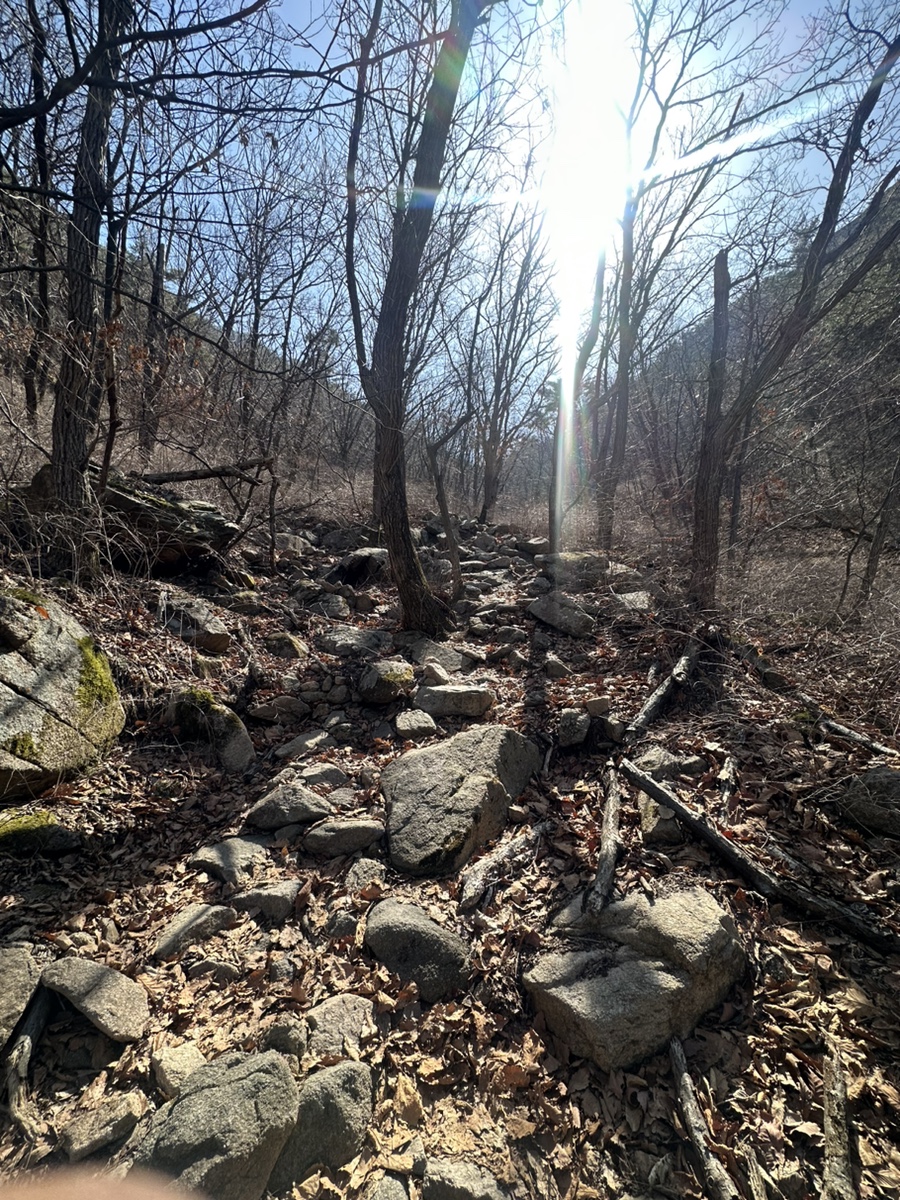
[1,510,899,1200]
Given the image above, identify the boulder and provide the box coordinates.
[537,552,609,590]
[414,685,494,718]
[0,807,82,855]
[317,625,391,658]
[365,900,470,1003]
[132,1051,298,1200]
[268,1061,373,1192]
[326,548,391,587]
[382,725,540,876]
[525,887,745,1071]
[0,591,124,802]
[244,781,334,829]
[527,592,594,637]
[395,710,437,741]
[154,903,238,959]
[394,634,465,673]
[359,660,416,704]
[166,689,254,772]
[42,958,149,1042]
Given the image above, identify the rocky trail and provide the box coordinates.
[1,514,899,1200]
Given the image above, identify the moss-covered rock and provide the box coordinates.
[0,592,125,802]
[0,807,81,854]
[166,688,255,773]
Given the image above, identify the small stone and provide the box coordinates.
[422,659,452,685]
[365,900,469,1003]
[359,660,416,704]
[593,714,627,744]
[232,882,301,923]
[262,1016,308,1058]
[584,696,611,716]
[345,857,387,891]
[275,729,336,759]
[306,993,377,1059]
[42,958,149,1042]
[616,590,654,612]
[245,781,334,829]
[152,1042,207,1099]
[61,1092,146,1161]
[558,708,590,747]
[265,632,309,659]
[161,598,231,655]
[422,1159,509,1200]
[638,796,682,845]
[517,537,551,556]
[371,1177,409,1200]
[395,710,437,741]
[154,903,238,959]
[190,835,270,886]
[304,818,384,857]
[414,685,494,717]
[302,763,350,788]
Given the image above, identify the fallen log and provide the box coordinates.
[138,457,273,485]
[796,691,896,757]
[824,1034,858,1200]
[620,758,900,954]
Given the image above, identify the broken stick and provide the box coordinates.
[626,633,701,740]
[583,764,622,916]
[823,1034,858,1200]
[458,823,547,911]
[670,1035,741,1200]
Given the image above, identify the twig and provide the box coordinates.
[458,823,547,911]
[138,457,273,485]
[670,1035,741,1200]
[583,764,622,916]
[620,758,900,954]
[717,754,739,824]
[796,691,896,757]
[626,633,701,740]
[824,1034,858,1200]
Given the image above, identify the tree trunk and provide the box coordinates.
[50,0,129,573]
[23,0,50,425]
[688,249,731,611]
[851,448,900,616]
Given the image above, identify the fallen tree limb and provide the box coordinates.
[796,692,896,757]
[458,823,547,911]
[620,758,900,954]
[626,633,702,740]
[583,764,622,916]
[824,1034,858,1200]
[138,457,273,485]
[1,986,54,1139]
[670,1035,741,1200]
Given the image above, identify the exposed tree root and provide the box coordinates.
[824,1034,858,1200]
[458,823,548,911]
[582,763,622,916]
[626,632,702,740]
[670,1035,741,1200]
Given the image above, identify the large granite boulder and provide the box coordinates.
[524,887,745,1070]
[382,725,540,876]
[0,591,124,801]
[527,592,594,637]
[132,1051,298,1200]
[165,689,255,773]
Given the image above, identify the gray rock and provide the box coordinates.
[382,725,540,876]
[304,818,384,857]
[232,882,301,923]
[265,632,309,660]
[544,654,570,680]
[160,597,232,654]
[527,888,745,1070]
[306,993,377,1059]
[151,1042,207,1098]
[154,903,238,959]
[268,1061,373,1191]
[812,766,900,836]
[61,1091,146,1161]
[303,763,350,788]
[558,708,590,747]
[345,857,387,891]
[616,590,654,612]
[371,1176,410,1200]
[359,660,416,704]
[166,690,254,773]
[262,1016,308,1058]
[637,796,682,845]
[365,900,469,1003]
[395,635,464,674]
[422,1159,509,1200]
[326,548,391,587]
[245,781,334,829]
[528,592,594,637]
[190,835,270,886]
[311,594,352,620]
[42,958,149,1042]
[317,625,392,658]
[0,593,124,802]
[395,710,437,741]
[516,537,551,557]
[133,1051,298,1200]
[275,729,337,760]
[422,659,452,685]
[414,685,494,718]
[538,552,609,590]
[0,945,40,1046]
